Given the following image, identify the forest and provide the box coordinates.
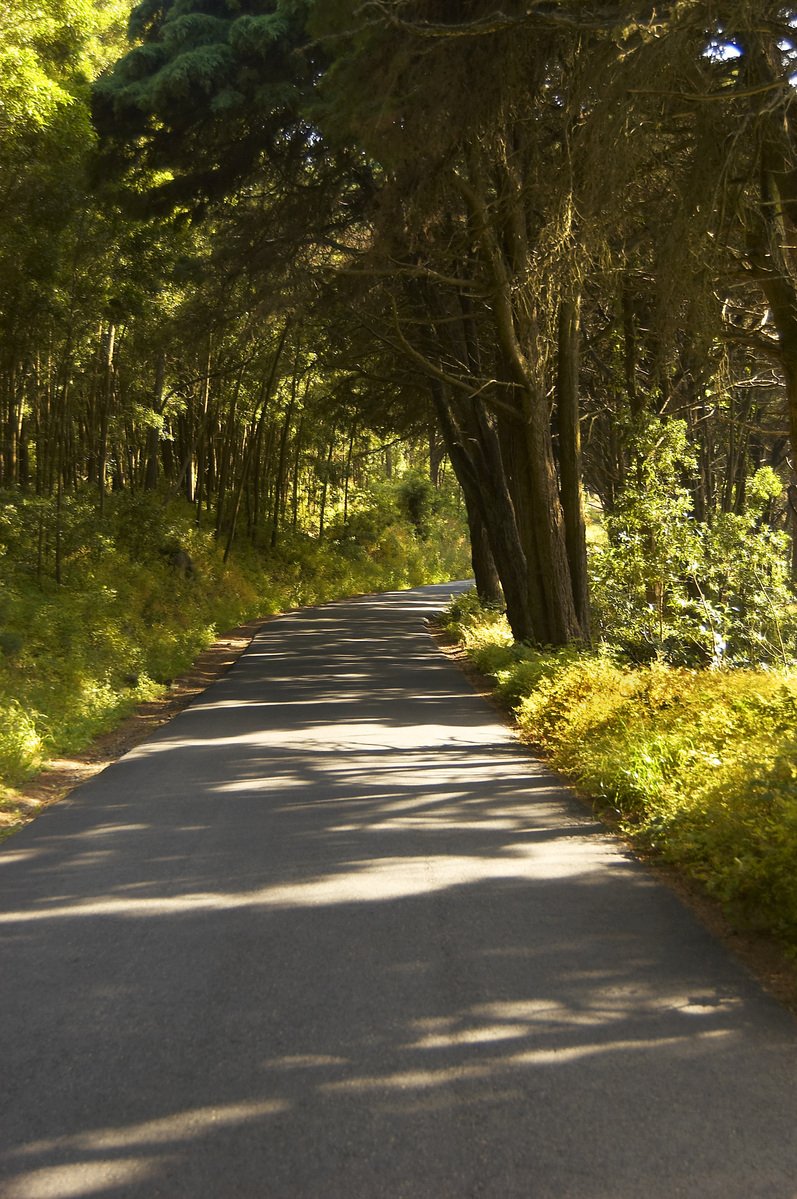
[1,2,797,940]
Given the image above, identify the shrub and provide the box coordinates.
[444,591,797,948]
[589,419,797,667]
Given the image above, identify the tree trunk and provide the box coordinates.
[318,430,336,538]
[270,400,295,548]
[291,416,304,531]
[556,297,590,637]
[98,323,115,514]
[467,506,502,605]
[223,322,289,563]
[429,381,534,640]
[144,351,166,491]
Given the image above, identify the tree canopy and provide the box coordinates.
[0,0,795,657]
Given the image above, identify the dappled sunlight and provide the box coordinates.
[4,1157,164,1198]
[319,1028,734,1095]
[408,1020,533,1049]
[0,841,615,923]
[3,584,797,1197]
[10,1100,289,1159]
[263,1054,348,1070]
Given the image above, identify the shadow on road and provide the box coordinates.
[2,585,796,1198]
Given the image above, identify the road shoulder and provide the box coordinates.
[428,616,797,1020]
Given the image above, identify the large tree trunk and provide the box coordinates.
[429,381,535,640]
[466,505,502,605]
[457,152,583,644]
[740,30,797,466]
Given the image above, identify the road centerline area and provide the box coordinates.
[2,583,796,1198]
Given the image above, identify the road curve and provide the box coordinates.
[1,583,796,1199]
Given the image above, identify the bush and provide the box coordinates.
[589,419,797,666]
[444,591,797,948]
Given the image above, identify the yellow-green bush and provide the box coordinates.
[442,593,797,947]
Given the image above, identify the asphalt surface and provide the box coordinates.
[1,582,797,1199]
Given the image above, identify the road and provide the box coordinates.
[1,583,796,1198]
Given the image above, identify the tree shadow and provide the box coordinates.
[2,584,797,1198]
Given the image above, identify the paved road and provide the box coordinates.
[1,583,796,1199]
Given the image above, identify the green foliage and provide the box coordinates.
[590,418,797,666]
[95,0,314,208]
[0,481,468,809]
[444,593,797,948]
[395,472,439,538]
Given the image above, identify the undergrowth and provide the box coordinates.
[0,485,468,831]
[442,590,797,950]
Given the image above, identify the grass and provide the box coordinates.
[441,590,797,951]
[0,486,470,837]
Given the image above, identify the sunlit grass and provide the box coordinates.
[0,488,470,813]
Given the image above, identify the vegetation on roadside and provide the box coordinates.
[441,589,797,950]
[0,480,468,809]
[2,0,797,919]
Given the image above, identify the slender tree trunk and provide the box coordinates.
[215,366,244,538]
[342,426,356,527]
[291,416,304,531]
[98,323,115,514]
[318,429,336,538]
[195,336,212,526]
[788,480,797,585]
[429,421,444,487]
[270,400,295,549]
[557,296,590,638]
[223,322,289,563]
[144,352,166,491]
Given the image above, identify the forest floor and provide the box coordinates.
[4,601,797,1017]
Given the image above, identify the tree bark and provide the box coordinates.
[97,323,115,514]
[429,380,534,639]
[467,505,502,605]
[556,296,590,637]
[223,322,289,563]
[144,351,166,491]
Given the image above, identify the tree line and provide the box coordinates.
[0,0,446,589]
[3,0,797,659]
